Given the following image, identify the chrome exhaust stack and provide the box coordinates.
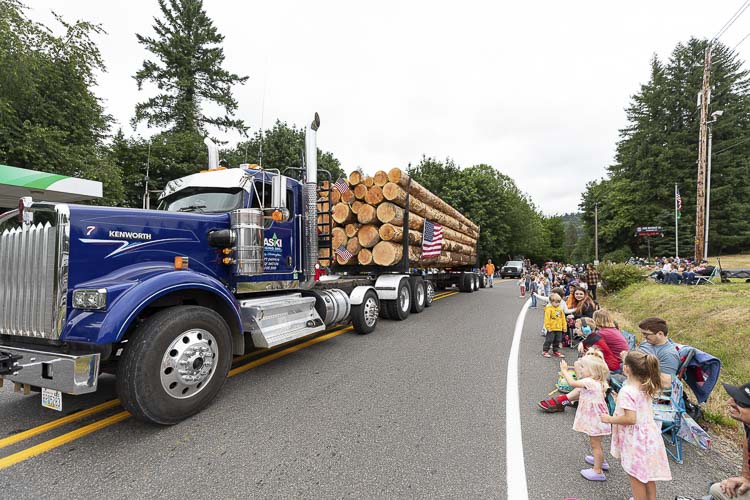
[204,137,220,170]
[301,113,320,290]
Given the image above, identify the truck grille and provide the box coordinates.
[0,205,69,340]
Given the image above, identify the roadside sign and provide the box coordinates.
[635,226,664,237]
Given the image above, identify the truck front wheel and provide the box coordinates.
[116,305,233,425]
[352,290,379,334]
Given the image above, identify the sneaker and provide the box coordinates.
[585,455,609,470]
[580,468,606,481]
[552,352,565,358]
[542,351,551,358]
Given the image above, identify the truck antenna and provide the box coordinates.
[258,63,269,168]
[143,142,152,210]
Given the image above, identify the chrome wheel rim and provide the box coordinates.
[399,285,410,312]
[416,283,425,306]
[426,282,435,303]
[160,329,218,399]
[363,296,379,326]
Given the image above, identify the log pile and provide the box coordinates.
[319,168,479,267]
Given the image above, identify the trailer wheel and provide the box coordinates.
[473,274,480,291]
[460,273,474,293]
[386,278,411,320]
[479,274,486,288]
[424,281,435,307]
[116,305,232,425]
[352,290,379,334]
[410,279,426,313]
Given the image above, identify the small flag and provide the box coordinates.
[422,220,444,258]
[334,178,349,194]
[335,245,353,261]
[676,187,682,219]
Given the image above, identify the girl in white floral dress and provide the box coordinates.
[600,351,671,500]
[559,350,612,481]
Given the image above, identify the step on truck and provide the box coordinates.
[0,114,482,424]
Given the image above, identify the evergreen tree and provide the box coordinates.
[581,38,750,258]
[133,0,248,135]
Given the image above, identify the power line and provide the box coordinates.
[712,0,750,43]
[731,30,750,51]
[713,135,750,155]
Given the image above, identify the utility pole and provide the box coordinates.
[695,46,711,261]
[594,202,599,264]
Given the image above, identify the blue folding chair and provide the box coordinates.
[652,377,686,463]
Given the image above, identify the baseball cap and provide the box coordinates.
[722,381,750,407]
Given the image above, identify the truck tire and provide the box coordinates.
[460,273,474,293]
[479,274,486,288]
[386,278,411,320]
[116,305,233,425]
[352,290,379,334]
[410,278,426,314]
[473,274,480,291]
[424,280,435,307]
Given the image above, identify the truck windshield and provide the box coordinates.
[158,188,243,213]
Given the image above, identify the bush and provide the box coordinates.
[601,246,633,263]
[598,262,645,292]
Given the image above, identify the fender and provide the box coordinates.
[62,270,242,345]
[349,285,376,306]
[373,274,409,301]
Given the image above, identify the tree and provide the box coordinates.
[408,158,553,263]
[0,0,123,205]
[222,120,345,182]
[133,0,248,135]
[580,38,750,258]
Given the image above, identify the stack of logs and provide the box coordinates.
[317,168,479,267]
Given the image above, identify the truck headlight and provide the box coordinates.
[72,289,107,310]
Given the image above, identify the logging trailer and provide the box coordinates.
[0,113,481,424]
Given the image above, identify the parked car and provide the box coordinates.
[500,260,525,278]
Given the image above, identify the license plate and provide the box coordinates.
[41,388,62,411]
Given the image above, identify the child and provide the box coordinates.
[518,276,526,297]
[529,275,539,309]
[542,293,566,358]
[600,351,671,500]
[559,352,611,481]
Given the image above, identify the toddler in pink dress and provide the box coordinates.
[601,351,671,500]
[559,350,611,481]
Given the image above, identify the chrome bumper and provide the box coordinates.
[0,345,99,395]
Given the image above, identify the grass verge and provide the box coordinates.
[601,281,750,439]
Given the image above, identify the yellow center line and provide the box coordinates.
[0,289,458,470]
[0,411,131,470]
[0,399,121,450]
[434,291,459,301]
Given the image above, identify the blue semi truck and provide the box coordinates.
[0,114,481,424]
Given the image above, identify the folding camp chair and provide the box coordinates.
[653,377,686,463]
[694,266,719,285]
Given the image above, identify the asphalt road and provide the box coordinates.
[0,281,740,499]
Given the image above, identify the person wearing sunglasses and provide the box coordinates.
[676,381,750,500]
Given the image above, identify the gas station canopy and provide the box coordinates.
[0,164,102,208]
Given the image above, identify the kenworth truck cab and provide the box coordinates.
[0,114,387,424]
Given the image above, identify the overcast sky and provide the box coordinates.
[26,1,750,214]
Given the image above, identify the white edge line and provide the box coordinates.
[506,297,532,500]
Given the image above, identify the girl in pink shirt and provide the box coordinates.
[600,351,671,500]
